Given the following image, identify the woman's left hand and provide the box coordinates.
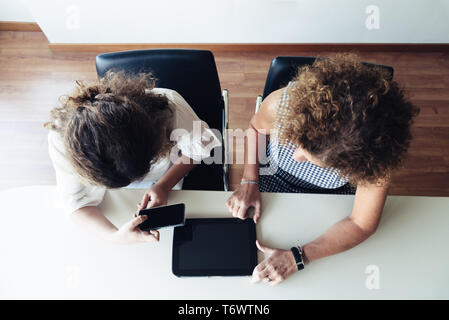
[251,240,298,286]
[138,183,169,210]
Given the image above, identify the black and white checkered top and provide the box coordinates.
[258,81,355,194]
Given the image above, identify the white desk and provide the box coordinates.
[0,186,448,299]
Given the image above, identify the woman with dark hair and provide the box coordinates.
[226,53,419,285]
[46,71,220,244]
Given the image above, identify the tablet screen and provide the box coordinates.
[172,218,257,276]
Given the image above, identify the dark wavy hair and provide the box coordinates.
[277,53,419,185]
[44,71,174,188]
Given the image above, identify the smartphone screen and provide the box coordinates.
[138,203,185,230]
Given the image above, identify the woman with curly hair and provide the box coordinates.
[45,71,220,244]
[226,53,419,285]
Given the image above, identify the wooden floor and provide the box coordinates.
[1,31,448,196]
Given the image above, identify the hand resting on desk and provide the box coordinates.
[251,240,298,286]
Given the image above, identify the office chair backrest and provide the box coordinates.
[96,49,224,133]
[262,56,394,99]
[95,49,225,191]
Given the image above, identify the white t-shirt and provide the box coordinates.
[48,88,221,213]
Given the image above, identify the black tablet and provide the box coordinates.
[172,218,257,277]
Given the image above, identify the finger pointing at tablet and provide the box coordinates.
[226,182,262,223]
[253,203,262,224]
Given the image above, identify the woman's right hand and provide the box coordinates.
[110,214,160,245]
[226,182,262,223]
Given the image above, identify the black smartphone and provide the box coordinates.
[138,203,185,231]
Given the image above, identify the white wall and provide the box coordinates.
[19,0,449,43]
[0,0,34,22]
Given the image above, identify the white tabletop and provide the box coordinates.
[0,186,448,299]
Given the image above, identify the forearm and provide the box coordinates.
[242,122,264,181]
[302,216,374,264]
[156,154,196,190]
[303,183,388,264]
[70,206,118,242]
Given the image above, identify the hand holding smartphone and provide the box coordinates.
[138,203,185,231]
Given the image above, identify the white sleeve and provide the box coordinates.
[166,90,222,162]
[48,131,106,214]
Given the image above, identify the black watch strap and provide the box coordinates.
[290,246,305,271]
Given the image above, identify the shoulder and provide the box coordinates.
[48,130,66,154]
[150,87,190,109]
[152,88,205,132]
[251,88,284,132]
[150,88,187,107]
[355,179,390,200]
[47,130,77,174]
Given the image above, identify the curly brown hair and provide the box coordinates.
[277,53,419,185]
[44,70,174,188]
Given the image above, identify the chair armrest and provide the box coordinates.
[222,89,230,191]
[255,95,262,114]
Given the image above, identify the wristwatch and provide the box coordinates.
[290,246,305,271]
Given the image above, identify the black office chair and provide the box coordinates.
[96,49,229,191]
[256,56,394,111]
